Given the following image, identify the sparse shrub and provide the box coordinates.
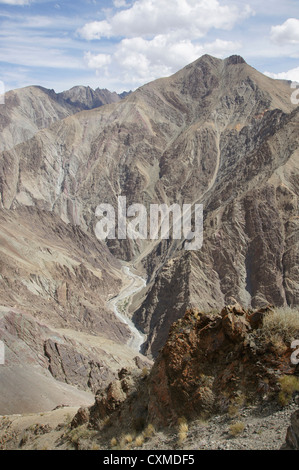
[118,433,134,449]
[228,393,246,418]
[91,443,100,451]
[278,375,299,407]
[141,367,149,378]
[110,437,118,448]
[177,418,189,446]
[234,393,246,407]
[143,424,155,439]
[177,416,187,426]
[178,431,187,446]
[124,434,133,444]
[261,308,299,344]
[67,425,97,448]
[179,423,189,434]
[228,405,239,418]
[100,416,110,427]
[135,435,144,447]
[229,421,245,437]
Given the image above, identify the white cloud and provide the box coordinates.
[270,18,299,45]
[114,35,240,72]
[79,20,112,40]
[0,0,31,4]
[84,52,111,69]
[85,35,241,87]
[264,67,299,83]
[78,0,253,41]
[78,0,249,89]
[113,0,131,8]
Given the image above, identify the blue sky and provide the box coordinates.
[0,0,298,93]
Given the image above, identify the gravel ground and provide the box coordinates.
[136,402,298,451]
[1,401,297,450]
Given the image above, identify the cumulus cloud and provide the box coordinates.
[79,0,251,88]
[84,52,111,69]
[113,0,131,8]
[78,0,253,41]
[114,36,240,72]
[270,18,299,45]
[85,35,240,86]
[264,67,299,83]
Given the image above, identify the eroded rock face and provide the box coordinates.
[0,303,152,414]
[145,305,299,426]
[78,305,298,430]
[0,85,125,152]
[1,61,298,303]
[57,86,123,111]
[86,368,139,427]
[0,208,126,341]
[44,339,112,394]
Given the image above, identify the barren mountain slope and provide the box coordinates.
[0,85,124,152]
[0,54,298,366]
[1,55,297,358]
[0,207,152,414]
[135,104,299,356]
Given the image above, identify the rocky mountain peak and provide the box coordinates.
[225,54,247,66]
[57,85,121,110]
[0,84,127,152]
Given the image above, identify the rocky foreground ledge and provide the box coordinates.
[68,304,299,450]
[1,304,298,450]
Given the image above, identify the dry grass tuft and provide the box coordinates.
[141,367,149,378]
[143,424,155,439]
[262,308,299,344]
[229,421,245,437]
[110,437,118,448]
[124,434,134,444]
[177,417,189,445]
[278,375,299,407]
[135,435,144,447]
[66,425,97,448]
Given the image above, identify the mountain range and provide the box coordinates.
[0,54,298,415]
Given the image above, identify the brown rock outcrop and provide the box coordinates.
[78,305,299,431]
[87,368,139,427]
[146,306,296,426]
